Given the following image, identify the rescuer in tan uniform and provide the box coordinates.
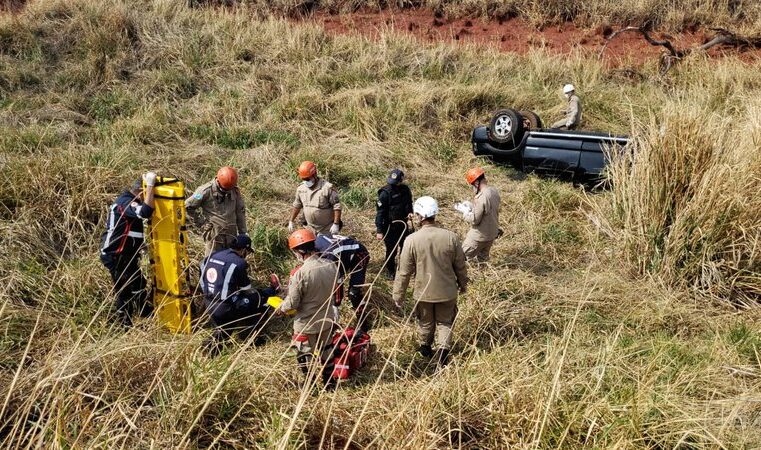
[289,161,342,236]
[276,229,339,378]
[393,196,468,368]
[186,166,247,255]
[456,167,501,262]
[550,84,582,130]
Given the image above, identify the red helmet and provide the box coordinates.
[297,161,317,180]
[465,167,485,185]
[288,229,316,250]
[216,166,238,190]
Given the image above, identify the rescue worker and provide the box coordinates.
[186,166,247,255]
[288,161,342,236]
[393,196,468,368]
[315,231,372,331]
[200,235,277,355]
[551,84,582,130]
[456,167,501,262]
[375,169,413,279]
[275,229,339,380]
[100,172,157,327]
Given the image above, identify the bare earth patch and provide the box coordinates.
[309,8,761,66]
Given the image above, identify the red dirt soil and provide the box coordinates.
[310,9,761,66]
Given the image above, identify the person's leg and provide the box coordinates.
[111,252,144,327]
[550,119,568,129]
[433,299,459,366]
[414,301,435,357]
[477,240,495,262]
[348,250,372,331]
[462,236,479,261]
[203,300,235,356]
[383,223,405,277]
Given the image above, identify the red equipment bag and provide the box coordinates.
[328,327,371,380]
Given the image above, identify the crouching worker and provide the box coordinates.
[275,229,339,383]
[201,235,277,356]
[315,231,372,332]
[100,172,157,327]
[393,196,468,368]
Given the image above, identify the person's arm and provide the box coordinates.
[185,186,208,227]
[392,242,415,306]
[329,188,342,233]
[469,195,486,226]
[453,236,468,293]
[566,97,579,127]
[289,190,303,230]
[279,270,303,312]
[375,189,389,236]
[233,263,254,292]
[236,192,247,235]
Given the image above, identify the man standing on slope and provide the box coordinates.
[186,166,247,256]
[456,167,501,262]
[315,231,372,331]
[100,172,157,327]
[375,169,413,279]
[276,229,339,381]
[393,196,468,368]
[200,234,278,356]
[550,84,582,130]
[289,161,342,236]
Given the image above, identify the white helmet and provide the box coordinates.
[413,196,439,219]
[563,84,575,94]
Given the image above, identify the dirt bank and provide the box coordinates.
[310,8,761,65]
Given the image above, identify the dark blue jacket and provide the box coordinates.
[200,248,252,302]
[100,191,154,257]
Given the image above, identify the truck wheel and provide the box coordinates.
[518,110,543,129]
[488,109,524,144]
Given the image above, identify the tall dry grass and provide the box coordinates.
[590,103,761,303]
[0,0,760,448]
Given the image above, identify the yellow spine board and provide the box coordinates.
[145,176,192,333]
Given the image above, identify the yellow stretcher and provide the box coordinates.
[144,176,192,333]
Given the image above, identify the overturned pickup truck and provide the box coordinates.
[471,108,630,184]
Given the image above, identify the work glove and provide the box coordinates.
[376,232,384,241]
[143,171,157,187]
[454,201,473,215]
[288,221,295,232]
[330,223,340,235]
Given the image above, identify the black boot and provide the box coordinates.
[417,344,433,358]
[296,354,312,375]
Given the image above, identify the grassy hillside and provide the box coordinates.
[0,0,760,448]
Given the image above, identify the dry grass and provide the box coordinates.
[1,0,760,448]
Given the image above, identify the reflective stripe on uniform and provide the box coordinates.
[221,263,237,301]
[100,204,118,253]
[239,284,253,291]
[332,243,360,255]
[127,231,144,238]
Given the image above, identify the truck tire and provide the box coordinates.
[488,109,524,145]
[518,110,543,129]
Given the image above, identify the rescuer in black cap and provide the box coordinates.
[375,169,413,279]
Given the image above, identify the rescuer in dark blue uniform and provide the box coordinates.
[375,169,413,279]
[315,232,372,331]
[200,235,278,355]
[100,173,156,327]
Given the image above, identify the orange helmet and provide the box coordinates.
[297,161,317,180]
[216,166,238,190]
[465,167,485,185]
[288,229,316,250]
